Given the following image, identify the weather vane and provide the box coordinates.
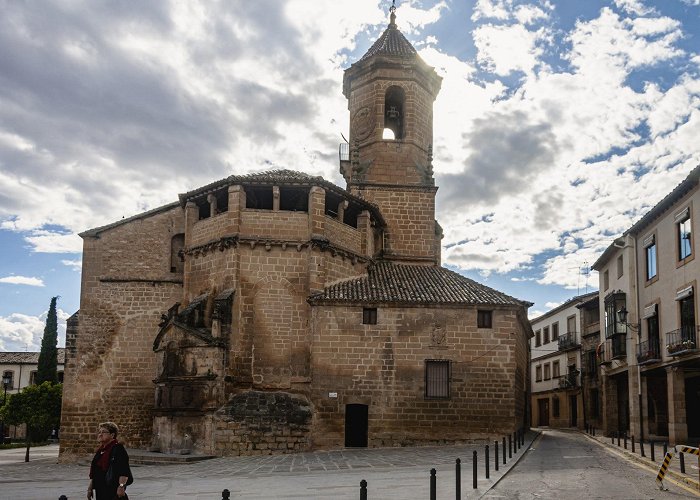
[390,0,396,14]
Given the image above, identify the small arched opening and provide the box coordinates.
[170,234,185,273]
[383,86,405,140]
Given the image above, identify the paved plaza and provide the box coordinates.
[0,433,534,500]
[1,430,698,499]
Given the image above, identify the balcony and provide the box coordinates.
[666,326,699,357]
[598,336,626,365]
[557,372,580,389]
[558,331,579,350]
[636,338,661,365]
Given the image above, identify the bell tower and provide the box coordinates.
[341,2,443,264]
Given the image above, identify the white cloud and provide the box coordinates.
[0,275,45,287]
[613,0,655,15]
[0,308,68,351]
[473,24,548,76]
[61,259,83,272]
[544,301,562,309]
[472,0,512,22]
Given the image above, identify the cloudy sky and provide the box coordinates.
[1,0,699,351]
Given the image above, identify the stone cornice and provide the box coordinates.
[184,234,371,264]
[100,278,183,285]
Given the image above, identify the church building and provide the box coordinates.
[60,6,532,459]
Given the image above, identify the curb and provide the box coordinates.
[581,431,700,494]
[478,430,542,498]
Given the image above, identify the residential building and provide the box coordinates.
[577,294,602,429]
[0,349,65,441]
[593,165,700,446]
[59,7,533,460]
[530,292,596,429]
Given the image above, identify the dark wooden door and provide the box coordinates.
[538,399,550,426]
[570,395,578,427]
[345,404,368,447]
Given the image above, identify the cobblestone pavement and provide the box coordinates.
[0,433,536,499]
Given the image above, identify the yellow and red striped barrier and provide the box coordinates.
[655,445,699,490]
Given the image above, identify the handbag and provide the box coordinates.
[105,444,134,487]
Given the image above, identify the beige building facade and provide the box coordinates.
[529,293,595,429]
[593,165,700,446]
[59,9,533,460]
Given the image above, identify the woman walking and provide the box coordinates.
[87,422,131,499]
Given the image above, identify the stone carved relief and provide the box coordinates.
[351,106,374,142]
[430,324,446,346]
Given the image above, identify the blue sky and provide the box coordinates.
[1,0,699,350]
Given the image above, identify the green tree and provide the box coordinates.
[36,296,59,385]
[0,382,62,461]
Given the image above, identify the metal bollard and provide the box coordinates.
[650,441,655,462]
[58,497,67,500]
[502,437,506,464]
[617,432,621,447]
[473,450,477,490]
[640,438,645,457]
[360,480,368,500]
[513,431,518,453]
[592,426,595,436]
[663,442,668,456]
[222,489,231,500]
[680,452,686,474]
[495,440,499,471]
[456,458,461,500]
[624,433,627,449]
[430,468,437,500]
[485,445,490,479]
[611,433,615,444]
[508,434,512,458]
[632,436,635,453]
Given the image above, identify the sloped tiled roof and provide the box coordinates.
[0,348,66,364]
[309,261,530,307]
[359,22,417,62]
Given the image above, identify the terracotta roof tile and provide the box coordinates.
[359,24,417,62]
[309,261,529,307]
[0,348,66,364]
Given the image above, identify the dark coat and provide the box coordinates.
[90,443,131,500]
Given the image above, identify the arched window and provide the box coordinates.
[383,86,405,140]
[170,234,185,273]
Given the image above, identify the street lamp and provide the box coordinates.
[616,306,645,444]
[1,374,10,445]
[617,306,641,335]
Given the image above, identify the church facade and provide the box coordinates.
[59,9,532,459]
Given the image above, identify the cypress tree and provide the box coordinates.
[36,296,59,385]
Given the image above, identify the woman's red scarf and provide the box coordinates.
[90,439,117,477]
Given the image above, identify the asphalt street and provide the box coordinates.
[485,429,698,499]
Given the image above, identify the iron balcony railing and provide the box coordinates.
[598,336,626,364]
[636,338,661,365]
[583,349,598,379]
[666,326,698,356]
[339,142,350,162]
[558,331,579,350]
[557,372,580,389]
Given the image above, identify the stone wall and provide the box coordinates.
[309,304,527,448]
[214,391,312,456]
[60,206,185,460]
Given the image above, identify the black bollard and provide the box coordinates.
[222,489,231,500]
[513,431,518,453]
[617,432,621,447]
[430,468,437,500]
[632,435,635,453]
[650,441,655,462]
[640,438,645,457]
[456,458,461,500]
[485,445,490,479]
[360,480,368,500]
[473,450,477,490]
[611,433,615,444]
[495,440,499,471]
[502,437,506,464]
[592,426,595,436]
[59,497,67,500]
[624,433,627,449]
[663,442,668,457]
[508,434,512,458]
[680,452,686,474]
